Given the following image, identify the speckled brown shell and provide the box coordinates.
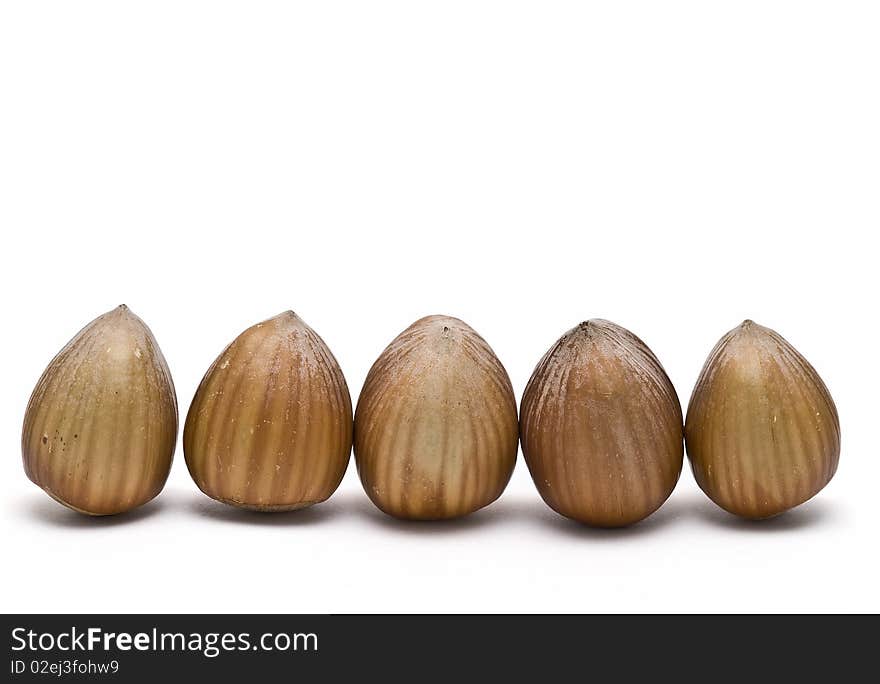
[520,320,683,527]
[686,320,840,519]
[22,305,178,515]
[354,315,518,520]
[183,311,352,511]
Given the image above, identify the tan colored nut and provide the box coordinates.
[521,320,683,527]
[686,320,840,519]
[184,312,352,511]
[355,315,518,520]
[22,305,177,515]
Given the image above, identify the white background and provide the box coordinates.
[1,2,877,613]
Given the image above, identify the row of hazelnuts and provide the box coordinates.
[22,306,840,527]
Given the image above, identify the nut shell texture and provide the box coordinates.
[520,320,683,527]
[354,315,518,520]
[22,305,178,515]
[686,320,840,519]
[184,312,352,511]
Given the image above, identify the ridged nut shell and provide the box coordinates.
[22,305,178,515]
[685,320,840,519]
[520,320,683,527]
[354,315,518,520]
[184,312,352,511]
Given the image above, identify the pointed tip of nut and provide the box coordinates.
[424,314,462,324]
[578,318,613,330]
[103,304,143,327]
[413,314,469,332]
[261,311,310,335]
[733,319,772,339]
[267,310,303,325]
[573,319,621,340]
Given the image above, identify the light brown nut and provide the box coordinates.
[184,312,352,511]
[354,315,518,520]
[22,305,177,515]
[521,320,683,527]
[686,320,840,519]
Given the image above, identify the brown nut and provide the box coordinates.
[184,311,352,511]
[354,315,518,520]
[686,320,840,519]
[520,319,683,527]
[22,305,178,515]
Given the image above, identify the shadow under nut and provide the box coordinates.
[354,315,519,520]
[183,311,353,511]
[520,319,683,528]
